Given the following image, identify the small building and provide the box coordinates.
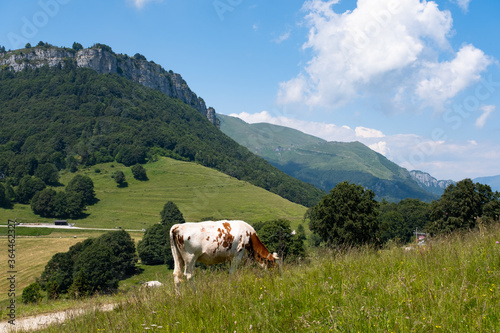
[54,220,68,226]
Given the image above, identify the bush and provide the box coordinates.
[22,283,42,304]
[112,170,127,187]
[131,164,148,181]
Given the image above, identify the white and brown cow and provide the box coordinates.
[170,220,279,289]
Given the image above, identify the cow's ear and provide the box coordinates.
[272,253,279,260]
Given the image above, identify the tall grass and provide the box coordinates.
[37,223,500,332]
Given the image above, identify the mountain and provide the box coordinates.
[474,175,500,192]
[219,115,437,202]
[409,170,455,196]
[0,43,218,126]
[0,45,324,207]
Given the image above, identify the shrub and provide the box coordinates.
[22,283,42,304]
[131,164,148,181]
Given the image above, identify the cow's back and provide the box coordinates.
[171,220,255,266]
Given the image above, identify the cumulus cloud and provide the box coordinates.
[475,105,495,129]
[416,45,492,110]
[277,0,491,112]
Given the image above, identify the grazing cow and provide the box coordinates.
[170,220,279,289]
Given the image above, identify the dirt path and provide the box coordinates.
[0,304,116,332]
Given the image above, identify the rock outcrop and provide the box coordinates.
[409,170,455,196]
[0,45,219,126]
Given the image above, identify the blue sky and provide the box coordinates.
[1,0,499,181]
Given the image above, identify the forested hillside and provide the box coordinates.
[0,65,324,207]
[219,115,436,202]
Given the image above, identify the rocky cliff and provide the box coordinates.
[410,170,455,196]
[0,45,219,126]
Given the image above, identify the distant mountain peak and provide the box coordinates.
[0,44,218,126]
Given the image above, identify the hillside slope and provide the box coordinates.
[219,115,436,202]
[0,62,324,207]
[0,157,307,229]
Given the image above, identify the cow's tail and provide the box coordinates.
[170,224,184,290]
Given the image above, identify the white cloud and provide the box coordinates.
[129,0,161,9]
[273,30,291,44]
[475,105,495,129]
[451,0,472,12]
[355,127,385,139]
[278,0,491,112]
[416,44,492,110]
[369,141,388,155]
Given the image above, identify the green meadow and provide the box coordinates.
[0,157,308,230]
[30,222,500,333]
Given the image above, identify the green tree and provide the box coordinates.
[112,170,127,187]
[0,182,9,207]
[64,191,85,218]
[131,164,148,181]
[160,201,185,226]
[428,179,498,234]
[309,181,380,246]
[254,219,305,261]
[38,252,75,298]
[71,242,119,296]
[34,163,59,185]
[72,42,83,51]
[93,230,137,277]
[22,283,42,304]
[31,188,57,217]
[137,224,170,266]
[16,175,46,204]
[378,199,430,243]
[66,174,96,205]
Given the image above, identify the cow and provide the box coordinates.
[170,220,279,290]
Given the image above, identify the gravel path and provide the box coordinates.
[0,304,116,332]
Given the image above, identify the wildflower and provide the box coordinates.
[496,241,499,244]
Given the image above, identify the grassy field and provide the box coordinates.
[0,228,144,306]
[0,157,307,230]
[20,222,498,333]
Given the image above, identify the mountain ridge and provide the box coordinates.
[0,44,218,126]
[218,114,437,202]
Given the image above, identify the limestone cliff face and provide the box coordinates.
[0,46,218,126]
[409,170,455,196]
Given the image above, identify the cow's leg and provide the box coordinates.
[172,256,184,294]
[184,255,198,293]
[229,251,244,275]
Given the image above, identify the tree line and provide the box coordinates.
[308,179,500,247]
